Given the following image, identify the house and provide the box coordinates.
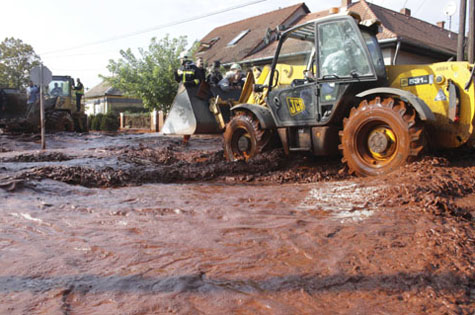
[84,81,143,116]
[196,3,310,65]
[196,0,458,69]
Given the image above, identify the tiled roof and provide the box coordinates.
[196,3,309,64]
[242,0,458,64]
[85,81,123,98]
[242,8,330,63]
[350,0,458,54]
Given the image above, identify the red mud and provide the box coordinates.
[0,132,473,314]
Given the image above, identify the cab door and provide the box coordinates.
[315,18,379,121]
[266,23,319,127]
[270,81,318,127]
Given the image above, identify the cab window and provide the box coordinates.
[48,79,70,97]
[318,20,372,78]
[362,30,386,77]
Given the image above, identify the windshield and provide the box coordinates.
[318,19,372,78]
[48,78,71,97]
[276,23,315,81]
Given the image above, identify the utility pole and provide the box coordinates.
[457,0,467,60]
[469,0,475,63]
[31,64,51,150]
[39,64,46,150]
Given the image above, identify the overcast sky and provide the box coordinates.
[0,0,464,89]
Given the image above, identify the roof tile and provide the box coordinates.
[196,3,309,64]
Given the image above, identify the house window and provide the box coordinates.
[209,37,220,45]
[227,29,250,46]
[198,36,220,52]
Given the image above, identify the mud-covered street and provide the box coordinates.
[0,132,473,314]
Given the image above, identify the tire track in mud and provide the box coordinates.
[3,143,475,220]
[2,138,475,221]
[6,145,347,188]
[1,152,73,163]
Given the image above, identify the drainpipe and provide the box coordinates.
[393,40,401,65]
[457,0,467,61]
[469,0,475,63]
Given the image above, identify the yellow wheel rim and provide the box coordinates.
[367,127,397,161]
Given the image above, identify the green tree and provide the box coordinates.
[0,37,41,90]
[101,35,188,113]
[189,40,200,59]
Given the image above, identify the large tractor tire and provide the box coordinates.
[223,111,271,161]
[339,96,424,176]
[46,111,74,132]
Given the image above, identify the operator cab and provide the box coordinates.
[267,13,386,127]
[47,76,73,98]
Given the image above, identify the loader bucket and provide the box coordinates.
[162,83,221,135]
[162,83,238,135]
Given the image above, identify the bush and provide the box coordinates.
[100,113,119,132]
[91,113,103,130]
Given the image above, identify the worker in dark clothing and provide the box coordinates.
[206,60,223,86]
[174,52,206,145]
[174,52,202,87]
[73,78,84,111]
[195,57,206,84]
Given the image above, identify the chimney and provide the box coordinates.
[400,8,411,16]
[341,0,352,8]
[437,21,445,29]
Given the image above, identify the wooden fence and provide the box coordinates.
[119,110,164,132]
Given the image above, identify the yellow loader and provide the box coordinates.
[0,75,88,132]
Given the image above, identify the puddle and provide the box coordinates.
[299,182,381,222]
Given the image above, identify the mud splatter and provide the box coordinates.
[371,156,475,219]
[1,152,73,163]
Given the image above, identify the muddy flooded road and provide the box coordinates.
[0,132,473,314]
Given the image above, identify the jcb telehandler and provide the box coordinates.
[222,12,475,176]
[163,12,475,176]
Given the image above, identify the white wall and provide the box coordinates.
[85,98,107,116]
[382,47,443,66]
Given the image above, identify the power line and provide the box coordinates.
[51,68,103,72]
[42,50,119,58]
[415,0,428,15]
[40,0,268,56]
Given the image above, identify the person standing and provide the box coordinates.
[174,52,203,145]
[26,80,39,106]
[73,78,84,111]
[195,57,206,84]
[206,60,223,86]
[174,52,201,87]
